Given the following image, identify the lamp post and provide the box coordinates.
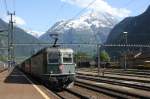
[123,32,128,70]
[123,32,128,44]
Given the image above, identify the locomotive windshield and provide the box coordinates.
[62,53,73,63]
[48,52,59,64]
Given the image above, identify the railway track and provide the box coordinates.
[56,88,90,99]
[77,74,150,91]
[103,72,150,78]
[77,72,150,83]
[84,71,150,79]
[75,78,150,99]
[107,70,150,75]
[42,79,92,99]
[56,84,116,99]
[22,70,150,99]
[99,70,150,78]
[77,69,150,77]
[22,70,94,99]
[26,71,116,99]
[54,72,150,99]
[78,68,150,73]
[22,68,150,99]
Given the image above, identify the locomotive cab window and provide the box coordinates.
[62,53,73,64]
[48,52,60,64]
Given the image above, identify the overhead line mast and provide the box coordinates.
[8,11,15,68]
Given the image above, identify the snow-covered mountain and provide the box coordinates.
[39,11,118,55]
[40,11,118,43]
[24,29,44,38]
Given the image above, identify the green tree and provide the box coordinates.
[74,52,91,62]
[0,55,7,62]
[100,50,110,62]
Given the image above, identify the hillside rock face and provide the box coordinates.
[106,6,150,45]
[0,19,41,60]
[0,19,8,55]
[105,5,150,57]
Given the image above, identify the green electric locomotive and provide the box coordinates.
[21,47,76,89]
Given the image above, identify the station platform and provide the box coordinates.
[0,67,59,99]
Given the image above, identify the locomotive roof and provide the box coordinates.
[22,47,73,62]
[46,48,73,53]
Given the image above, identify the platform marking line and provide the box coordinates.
[95,82,106,85]
[21,72,50,99]
[9,75,24,77]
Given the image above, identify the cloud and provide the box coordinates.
[3,16,26,26]
[25,29,45,38]
[14,16,26,25]
[61,0,131,18]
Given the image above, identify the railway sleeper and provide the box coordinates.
[75,79,150,99]
[77,75,150,91]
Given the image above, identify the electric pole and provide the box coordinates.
[97,44,101,76]
[8,12,15,69]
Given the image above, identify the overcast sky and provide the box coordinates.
[0,0,150,36]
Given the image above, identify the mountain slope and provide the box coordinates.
[106,6,150,44]
[40,12,118,44]
[0,19,42,61]
[105,5,150,57]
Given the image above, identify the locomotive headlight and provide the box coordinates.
[59,64,64,73]
[50,71,53,74]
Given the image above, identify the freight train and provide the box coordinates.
[19,47,76,89]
